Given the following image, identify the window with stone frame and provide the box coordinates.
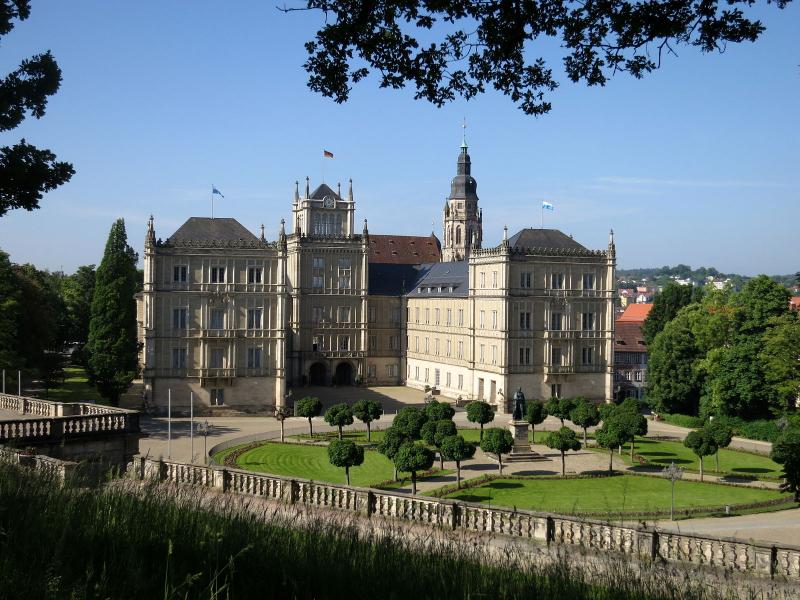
[247,308,262,330]
[519,311,531,330]
[519,347,531,365]
[550,312,563,331]
[210,348,225,369]
[173,265,187,283]
[582,312,596,331]
[211,266,226,283]
[312,257,325,290]
[339,306,351,323]
[337,258,351,290]
[581,346,594,365]
[520,272,531,288]
[172,307,188,330]
[550,273,564,289]
[171,348,187,369]
[210,308,225,330]
[338,335,350,351]
[248,266,262,284]
[582,273,595,290]
[247,347,262,368]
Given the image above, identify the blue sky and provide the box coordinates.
[0,1,797,275]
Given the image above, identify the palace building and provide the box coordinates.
[137,141,616,413]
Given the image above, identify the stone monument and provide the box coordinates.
[506,388,549,463]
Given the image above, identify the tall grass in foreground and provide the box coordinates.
[0,463,757,600]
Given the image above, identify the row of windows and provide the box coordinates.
[615,370,644,382]
[476,272,597,290]
[311,335,352,351]
[172,265,266,284]
[614,352,647,365]
[519,311,596,331]
[171,346,266,369]
[171,308,265,330]
[366,364,399,378]
[406,308,598,331]
[409,307,466,326]
[312,257,352,290]
[411,365,465,390]
[411,336,466,359]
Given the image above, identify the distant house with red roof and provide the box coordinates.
[790,296,800,312]
[614,303,652,401]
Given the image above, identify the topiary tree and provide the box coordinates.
[295,396,323,438]
[324,403,354,439]
[569,398,600,446]
[425,399,455,421]
[393,406,428,440]
[545,427,582,476]
[327,439,364,486]
[421,419,457,469]
[274,406,289,443]
[771,430,800,501]
[595,420,626,473]
[545,396,576,426]
[439,435,475,489]
[525,401,546,443]
[705,420,733,473]
[393,441,435,495]
[465,400,494,441]
[377,426,409,480]
[480,427,513,474]
[352,399,383,441]
[615,401,648,460]
[683,429,718,482]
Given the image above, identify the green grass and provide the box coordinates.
[443,475,788,515]
[44,366,104,403]
[290,427,552,445]
[591,437,782,479]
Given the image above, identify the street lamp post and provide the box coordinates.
[663,461,685,521]
[275,407,288,443]
[196,420,213,465]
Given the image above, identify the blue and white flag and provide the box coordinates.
[542,200,554,211]
[212,186,224,198]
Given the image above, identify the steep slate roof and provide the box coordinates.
[408,261,469,297]
[167,217,259,243]
[615,321,647,352]
[368,263,426,296]
[369,234,442,264]
[309,183,341,200]
[508,228,588,251]
[618,303,653,322]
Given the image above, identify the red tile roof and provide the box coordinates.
[790,296,800,311]
[615,321,647,351]
[369,234,441,265]
[618,303,653,322]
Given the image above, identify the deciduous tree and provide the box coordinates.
[569,398,600,445]
[545,427,581,476]
[643,282,695,346]
[439,435,475,489]
[683,429,718,481]
[525,401,546,443]
[393,406,428,440]
[760,314,800,411]
[465,400,494,441]
[421,419,457,469]
[595,421,627,473]
[480,427,513,474]
[324,403,354,439]
[393,441,434,495]
[705,420,733,473]
[545,397,576,426]
[647,310,702,415]
[352,399,383,441]
[296,396,323,437]
[424,399,455,421]
[377,426,409,480]
[327,439,364,486]
[771,431,800,501]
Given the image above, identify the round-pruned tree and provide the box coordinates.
[615,401,648,460]
[352,399,383,441]
[324,403,354,439]
[480,427,513,474]
[327,439,364,486]
[425,399,455,422]
[439,435,475,489]
[393,406,428,440]
[771,430,800,501]
[683,429,718,482]
[377,426,409,480]
[295,396,323,438]
[86,219,139,406]
[421,419,457,469]
[465,400,494,441]
[705,420,733,473]
[595,420,627,473]
[545,427,582,477]
[525,401,546,444]
[545,397,576,426]
[569,398,600,446]
[393,441,435,495]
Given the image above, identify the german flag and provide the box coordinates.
[323,150,334,159]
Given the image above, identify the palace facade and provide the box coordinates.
[137,142,616,413]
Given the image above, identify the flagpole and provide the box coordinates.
[211,186,214,220]
[541,204,544,229]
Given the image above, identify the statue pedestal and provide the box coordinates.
[504,420,549,463]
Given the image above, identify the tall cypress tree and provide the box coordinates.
[87,219,139,405]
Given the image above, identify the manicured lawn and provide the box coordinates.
[290,427,551,445]
[443,475,788,515]
[45,367,104,403]
[594,437,782,479]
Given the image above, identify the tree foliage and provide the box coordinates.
[683,429,718,481]
[569,398,599,445]
[393,406,428,440]
[525,401,546,442]
[545,427,581,476]
[293,0,785,116]
[595,420,627,473]
[324,403,354,439]
[295,396,323,437]
[60,265,96,344]
[545,396,575,425]
[479,427,513,473]
[351,399,383,441]
[327,439,364,486]
[771,430,800,501]
[465,400,494,440]
[0,2,74,216]
[647,310,702,415]
[759,314,800,410]
[424,399,455,422]
[438,435,475,488]
[642,282,695,345]
[86,220,139,405]
[393,441,434,494]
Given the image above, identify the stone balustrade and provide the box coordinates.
[127,455,800,583]
[0,393,130,418]
[0,411,140,443]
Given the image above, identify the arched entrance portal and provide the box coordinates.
[334,362,353,386]
[309,362,326,386]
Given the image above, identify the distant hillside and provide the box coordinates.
[616,264,797,291]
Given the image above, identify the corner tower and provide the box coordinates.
[442,136,482,261]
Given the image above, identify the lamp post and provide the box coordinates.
[196,420,213,465]
[275,407,288,443]
[663,461,684,521]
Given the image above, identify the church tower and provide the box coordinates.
[442,134,482,261]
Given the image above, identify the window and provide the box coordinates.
[457,341,464,358]
[424,368,429,383]
[368,307,376,323]
[369,335,377,350]
[387,364,398,377]
[338,335,350,351]
[583,273,595,290]
[389,335,398,350]
[519,311,531,330]
[247,308,262,330]
[492,310,498,329]
[210,389,224,406]
[338,258,352,290]
[582,347,594,365]
[312,306,324,323]
[415,366,419,380]
[550,273,564,289]
[551,347,562,365]
[479,344,485,363]
[446,372,451,387]
[446,309,452,325]
[248,267,262,284]
[434,369,440,386]
[172,308,188,330]
[550,312,563,331]
[368,364,377,378]
[480,272,485,288]
[415,307,420,323]
[391,308,401,323]
[551,383,562,398]
[210,348,225,369]
[519,347,531,365]
[211,266,226,283]
[173,265,187,283]
[312,336,322,351]
[582,312,595,331]
[210,309,225,330]
[479,310,485,328]
[446,340,451,357]
[492,271,498,288]
[339,307,351,323]
[458,374,464,390]
[520,272,531,288]
[171,348,187,369]
[634,370,642,382]
[434,339,440,356]
[458,309,464,326]
[424,337,429,354]
[247,347,262,368]
[425,308,430,324]
[435,308,440,325]
[491,345,497,365]
[312,257,324,290]
[414,336,419,352]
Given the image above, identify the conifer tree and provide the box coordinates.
[86,219,139,405]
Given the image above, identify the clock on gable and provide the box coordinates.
[322,195,335,209]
